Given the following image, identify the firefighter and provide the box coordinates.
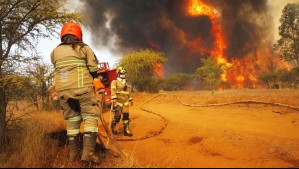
[50,21,101,163]
[110,67,134,137]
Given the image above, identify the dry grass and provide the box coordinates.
[0,109,68,168]
[0,102,145,168]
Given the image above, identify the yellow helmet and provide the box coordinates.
[117,67,126,75]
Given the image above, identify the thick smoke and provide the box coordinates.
[209,0,272,57]
[81,0,272,75]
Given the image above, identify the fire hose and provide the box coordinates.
[98,94,168,141]
[93,82,128,157]
[175,94,299,111]
[98,109,128,157]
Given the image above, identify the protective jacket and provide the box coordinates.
[111,78,133,107]
[110,77,134,136]
[52,23,101,163]
[51,44,98,92]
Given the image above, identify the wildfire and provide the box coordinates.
[189,0,215,17]
[189,0,227,64]
[187,0,290,89]
[153,63,165,78]
[188,0,229,82]
[149,42,165,78]
[236,75,245,83]
[147,0,291,88]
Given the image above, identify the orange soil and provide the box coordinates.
[99,89,299,168]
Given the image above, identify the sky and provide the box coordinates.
[37,0,298,70]
[269,0,299,40]
[37,0,119,69]
[37,29,119,68]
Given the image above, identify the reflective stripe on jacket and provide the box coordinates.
[51,44,98,91]
[111,79,133,105]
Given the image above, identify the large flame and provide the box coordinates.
[189,0,228,81]
[187,0,289,88]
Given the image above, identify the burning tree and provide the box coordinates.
[274,3,299,67]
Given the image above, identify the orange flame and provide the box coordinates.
[153,63,164,78]
[189,0,227,63]
[188,0,228,81]
[188,0,290,89]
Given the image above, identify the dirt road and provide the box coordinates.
[99,89,299,168]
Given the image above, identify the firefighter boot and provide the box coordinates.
[111,115,120,134]
[81,132,100,164]
[68,134,81,160]
[123,113,133,137]
[123,120,133,137]
[111,121,118,134]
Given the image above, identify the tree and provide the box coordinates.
[24,61,53,110]
[194,57,224,92]
[164,73,194,91]
[277,68,291,88]
[258,68,299,89]
[0,0,81,147]
[274,3,299,67]
[138,77,164,93]
[118,49,167,92]
[289,67,299,88]
[258,72,280,89]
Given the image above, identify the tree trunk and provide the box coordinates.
[0,84,6,147]
[0,61,7,147]
[0,22,6,147]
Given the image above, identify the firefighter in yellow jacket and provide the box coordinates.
[50,21,100,163]
[110,67,134,137]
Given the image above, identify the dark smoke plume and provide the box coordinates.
[209,0,272,57]
[81,0,272,75]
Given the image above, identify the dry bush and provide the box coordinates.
[0,103,147,168]
[0,107,68,168]
[1,121,56,167]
